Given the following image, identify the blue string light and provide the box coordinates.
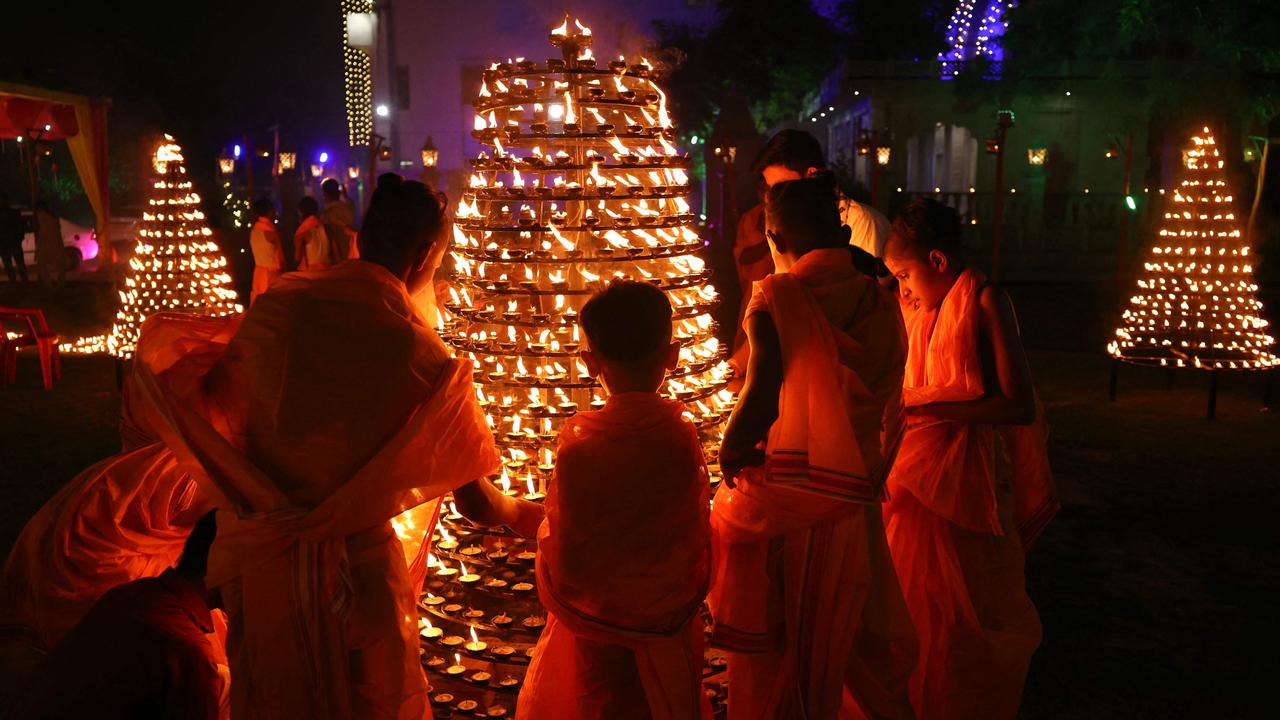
[939,1,1015,78]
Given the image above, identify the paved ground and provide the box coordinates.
[2,276,1278,718]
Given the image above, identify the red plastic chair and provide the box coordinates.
[0,317,13,387]
[0,307,61,390]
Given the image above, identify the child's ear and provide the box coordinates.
[767,229,787,256]
[581,349,601,378]
[928,249,948,273]
[664,341,681,371]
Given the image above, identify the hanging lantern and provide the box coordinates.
[218,152,235,175]
[310,163,325,178]
[347,165,361,179]
[1024,139,1044,165]
[876,145,891,166]
[421,135,439,168]
[855,130,873,157]
[278,152,297,171]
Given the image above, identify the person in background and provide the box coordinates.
[294,196,337,271]
[321,177,358,261]
[754,129,890,260]
[248,198,285,305]
[730,130,888,373]
[881,198,1058,720]
[710,175,916,719]
[32,200,64,287]
[133,174,539,720]
[0,195,28,283]
[14,511,225,720]
[517,281,712,720]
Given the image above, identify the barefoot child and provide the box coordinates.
[517,281,712,720]
[710,175,917,719]
[881,198,1058,720]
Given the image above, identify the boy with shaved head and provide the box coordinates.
[881,197,1058,719]
[711,175,916,719]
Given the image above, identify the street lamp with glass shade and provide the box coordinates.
[420,135,438,169]
[278,152,297,171]
[347,165,361,179]
[1027,138,1047,166]
[310,164,325,179]
[855,130,873,157]
[218,152,235,175]
[876,145,891,166]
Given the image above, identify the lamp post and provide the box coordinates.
[713,144,738,242]
[420,134,439,186]
[367,133,388,188]
[1105,131,1135,290]
[989,110,1016,282]
[1026,136,1047,250]
[856,130,877,207]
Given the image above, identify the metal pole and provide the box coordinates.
[991,126,1007,283]
[1115,131,1133,291]
[244,134,255,201]
[367,135,383,191]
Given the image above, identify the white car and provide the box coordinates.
[20,212,100,270]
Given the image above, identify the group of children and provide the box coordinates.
[522,139,1057,718]
[0,129,1055,719]
[248,177,359,304]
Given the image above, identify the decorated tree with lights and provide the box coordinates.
[939,1,1017,77]
[413,18,734,717]
[74,136,241,359]
[1108,126,1278,372]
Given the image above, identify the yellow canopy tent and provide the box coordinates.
[0,81,111,264]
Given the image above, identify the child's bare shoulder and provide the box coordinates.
[977,284,1017,322]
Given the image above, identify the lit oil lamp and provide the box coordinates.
[465,626,488,654]
[420,617,444,641]
[458,561,481,585]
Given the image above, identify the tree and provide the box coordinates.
[836,0,950,62]
[656,0,847,140]
[1000,0,1280,126]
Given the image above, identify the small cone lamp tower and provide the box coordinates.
[1108,126,1278,371]
[415,18,733,714]
[72,135,242,358]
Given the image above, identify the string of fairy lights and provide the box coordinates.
[939,0,1016,77]
[1108,127,1278,370]
[343,0,374,147]
[70,136,242,359]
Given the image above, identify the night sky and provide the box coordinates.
[5,0,346,201]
